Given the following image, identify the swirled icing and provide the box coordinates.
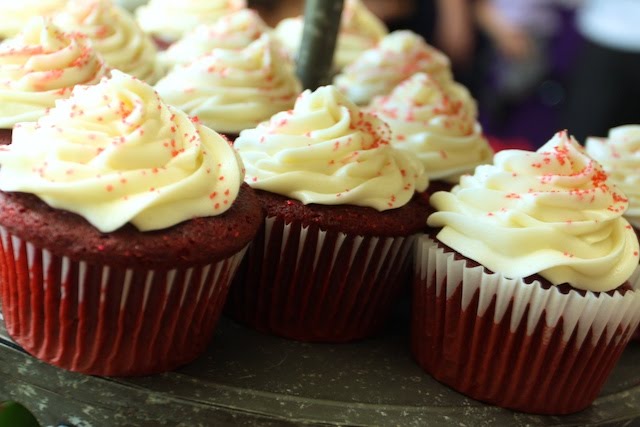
[234,85,428,210]
[55,0,163,83]
[368,73,492,182]
[159,9,269,69]
[136,0,246,41]
[427,131,639,291]
[0,18,107,128]
[155,33,301,134]
[0,0,66,39]
[274,0,387,70]
[334,30,452,106]
[586,125,640,230]
[0,71,245,233]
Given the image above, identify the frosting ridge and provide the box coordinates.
[368,72,493,182]
[427,131,639,291]
[0,18,107,128]
[155,33,301,134]
[234,85,428,210]
[55,0,163,83]
[586,125,640,229]
[334,30,452,106]
[0,71,244,233]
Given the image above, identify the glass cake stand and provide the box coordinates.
[1,308,639,427]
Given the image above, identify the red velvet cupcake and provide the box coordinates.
[229,85,429,342]
[0,71,262,376]
[413,131,640,414]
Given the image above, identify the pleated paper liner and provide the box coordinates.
[0,226,247,377]
[411,236,640,415]
[226,215,416,342]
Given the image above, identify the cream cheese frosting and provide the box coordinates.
[155,33,301,135]
[136,0,246,42]
[55,0,163,84]
[368,73,493,182]
[0,71,244,233]
[334,30,452,106]
[159,9,269,69]
[0,18,107,129]
[427,131,639,292]
[0,0,66,39]
[234,85,428,210]
[586,125,640,230]
[274,0,387,71]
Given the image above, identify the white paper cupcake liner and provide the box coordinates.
[0,226,247,376]
[411,235,640,414]
[226,215,415,342]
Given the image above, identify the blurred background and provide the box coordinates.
[247,0,640,150]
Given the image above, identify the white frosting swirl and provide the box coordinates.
[136,0,246,42]
[0,71,245,233]
[55,0,163,84]
[586,125,640,229]
[368,73,493,182]
[274,0,387,71]
[155,33,301,135]
[0,18,107,128]
[0,0,66,39]
[334,30,452,106]
[427,131,639,292]
[234,85,428,210]
[159,9,269,69]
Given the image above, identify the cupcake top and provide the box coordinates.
[136,0,246,42]
[55,0,163,84]
[427,131,639,292]
[234,85,428,210]
[159,9,269,69]
[0,0,66,39]
[368,73,493,182]
[274,0,387,71]
[0,70,245,233]
[334,30,452,106]
[586,125,640,230]
[155,33,301,135]
[0,18,107,129]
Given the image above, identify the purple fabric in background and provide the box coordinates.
[479,6,584,149]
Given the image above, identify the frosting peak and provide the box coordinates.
[369,72,492,181]
[334,30,452,105]
[0,0,66,38]
[234,85,428,210]
[0,17,108,128]
[427,131,639,292]
[55,0,163,83]
[0,71,245,233]
[586,125,640,229]
[136,0,247,41]
[159,9,269,69]
[155,33,301,134]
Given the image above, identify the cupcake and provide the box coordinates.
[54,0,164,84]
[0,0,66,39]
[159,9,269,70]
[155,33,301,141]
[0,71,263,376]
[0,18,107,145]
[368,72,493,194]
[136,0,246,47]
[274,0,387,71]
[334,30,452,106]
[228,85,429,342]
[413,131,640,414]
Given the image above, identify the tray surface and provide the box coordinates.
[1,308,640,427]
